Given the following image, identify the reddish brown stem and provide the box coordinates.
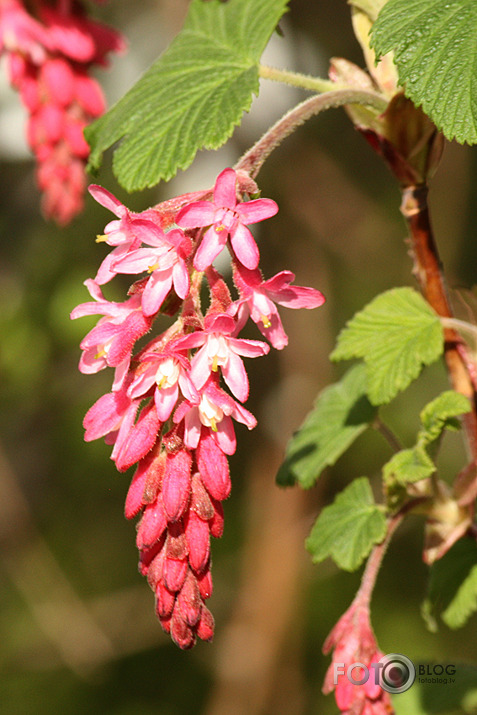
[400,184,477,469]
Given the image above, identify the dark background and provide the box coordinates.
[0,1,476,713]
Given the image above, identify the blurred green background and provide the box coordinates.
[0,1,476,714]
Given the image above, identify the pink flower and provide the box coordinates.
[175,167,278,271]
[89,185,167,285]
[112,227,191,317]
[173,377,257,455]
[83,381,137,444]
[128,346,199,422]
[83,382,161,473]
[231,263,326,349]
[323,603,394,715]
[70,279,152,389]
[0,0,124,224]
[0,0,51,62]
[173,312,269,402]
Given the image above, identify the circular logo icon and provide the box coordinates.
[378,653,416,694]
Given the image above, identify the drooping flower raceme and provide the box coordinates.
[71,167,325,649]
[0,0,124,224]
[323,602,394,715]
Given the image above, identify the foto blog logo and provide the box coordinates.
[333,653,416,694]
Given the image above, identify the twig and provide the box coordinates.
[235,89,387,180]
[400,185,477,471]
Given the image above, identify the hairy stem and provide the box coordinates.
[235,89,387,179]
[401,185,477,468]
[354,513,403,611]
[259,64,337,93]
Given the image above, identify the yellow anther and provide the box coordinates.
[95,234,108,243]
[215,224,225,232]
[211,356,219,372]
[95,348,106,359]
[261,314,272,328]
[210,418,218,432]
[148,262,159,273]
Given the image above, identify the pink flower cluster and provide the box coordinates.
[71,168,325,648]
[0,0,124,224]
[323,603,394,714]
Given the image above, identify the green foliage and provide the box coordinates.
[276,364,376,488]
[331,287,444,405]
[371,0,477,144]
[305,477,387,571]
[383,391,470,493]
[383,391,469,510]
[86,0,289,190]
[422,537,477,631]
[384,446,435,486]
[419,391,471,443]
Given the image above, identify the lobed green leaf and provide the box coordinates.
[85,0,289,190]
[305,476,387,571]
[331,287,444,405]
[383,446,435,486]
[419,390,471,443]
[276,364,376,489]
[383,391,469,497]
[371,0,477,144]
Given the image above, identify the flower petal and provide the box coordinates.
[230,223,259,270]
[213,168,237,209]
[142,271,173,316]
[236,197,278,224]
[221,351,249,402]
[88,184,125,217]
[175,201,216,228]
[193,226,227,271]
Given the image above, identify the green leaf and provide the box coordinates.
[331,287,444,405]
[422,537,477,631]
[383,445,435,485]
[306,477,387,571]
[382,391,469,503]
[276,364,376,488]
[371,0,477,145]
[86,0,289,190]
[419,391,471,443]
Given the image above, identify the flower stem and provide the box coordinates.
[259,64,337,93]
[354,513,403,611]
[235,89,388,179]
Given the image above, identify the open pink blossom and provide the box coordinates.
[175,167,278,271]
[128,346,199,422]
[173,312,269,402]
[112,227,191,317]
[115,237,190,315]
[174,377,257,455]
[70,279,152,389]
[89,185,167,285]
[231,263,326,349]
